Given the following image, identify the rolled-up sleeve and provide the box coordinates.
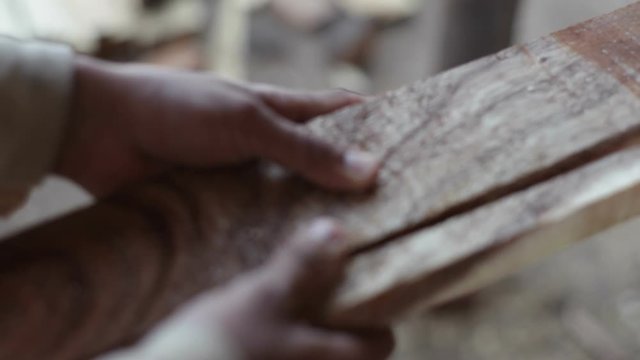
[0,37,73,212]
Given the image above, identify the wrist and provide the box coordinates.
[54,56,153,196]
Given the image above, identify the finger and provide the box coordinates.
[253,85,365,123]
[286,326,395,360]
[350,327,395,359]
[261,218,349,314]
[258,114,381,191]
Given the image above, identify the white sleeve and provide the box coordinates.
[0,37,73,214]
[0,37,73,190]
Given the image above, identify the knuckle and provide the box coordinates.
[233,95,263,120]
[254,280,287,309]
[289,239,320,268]
[247,269,290,309]
[291,133,316,161]
[231,97,271,148]
[293,132,329,161]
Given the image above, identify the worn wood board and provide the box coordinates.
[332,144,640,325]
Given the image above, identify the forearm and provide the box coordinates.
[0,174,237,359]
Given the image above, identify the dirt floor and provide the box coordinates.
[2,1,640,359]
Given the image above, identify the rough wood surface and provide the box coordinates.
[4,3,640,359]
[332,144,640,325]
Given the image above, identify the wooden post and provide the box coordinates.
[441,0,520,70]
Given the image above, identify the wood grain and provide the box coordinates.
[332,144,640,325]
[4,3,640,359]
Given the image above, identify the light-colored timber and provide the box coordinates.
[331,144,640,325]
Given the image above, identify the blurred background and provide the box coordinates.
[2,0,640,358]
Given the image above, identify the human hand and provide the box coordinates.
[103,219,394,360]
[55,57,379,196]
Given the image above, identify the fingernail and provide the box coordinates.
[336,87,367,97]
[343,150,381,186]
[307,218,348,257]
[308,218,340,245]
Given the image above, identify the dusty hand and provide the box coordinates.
[108,219,394,360]
[56,57,379,196]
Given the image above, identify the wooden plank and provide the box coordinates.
[392,218,640,359]
[331,144,640,325]
[4,3,640,359]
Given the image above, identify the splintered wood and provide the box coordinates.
[4,3,640,359]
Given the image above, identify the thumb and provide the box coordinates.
[253,86,365,123]
[259,114,381,191]
[264,218,350,315]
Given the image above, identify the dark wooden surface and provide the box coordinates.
[441,0,520,70]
